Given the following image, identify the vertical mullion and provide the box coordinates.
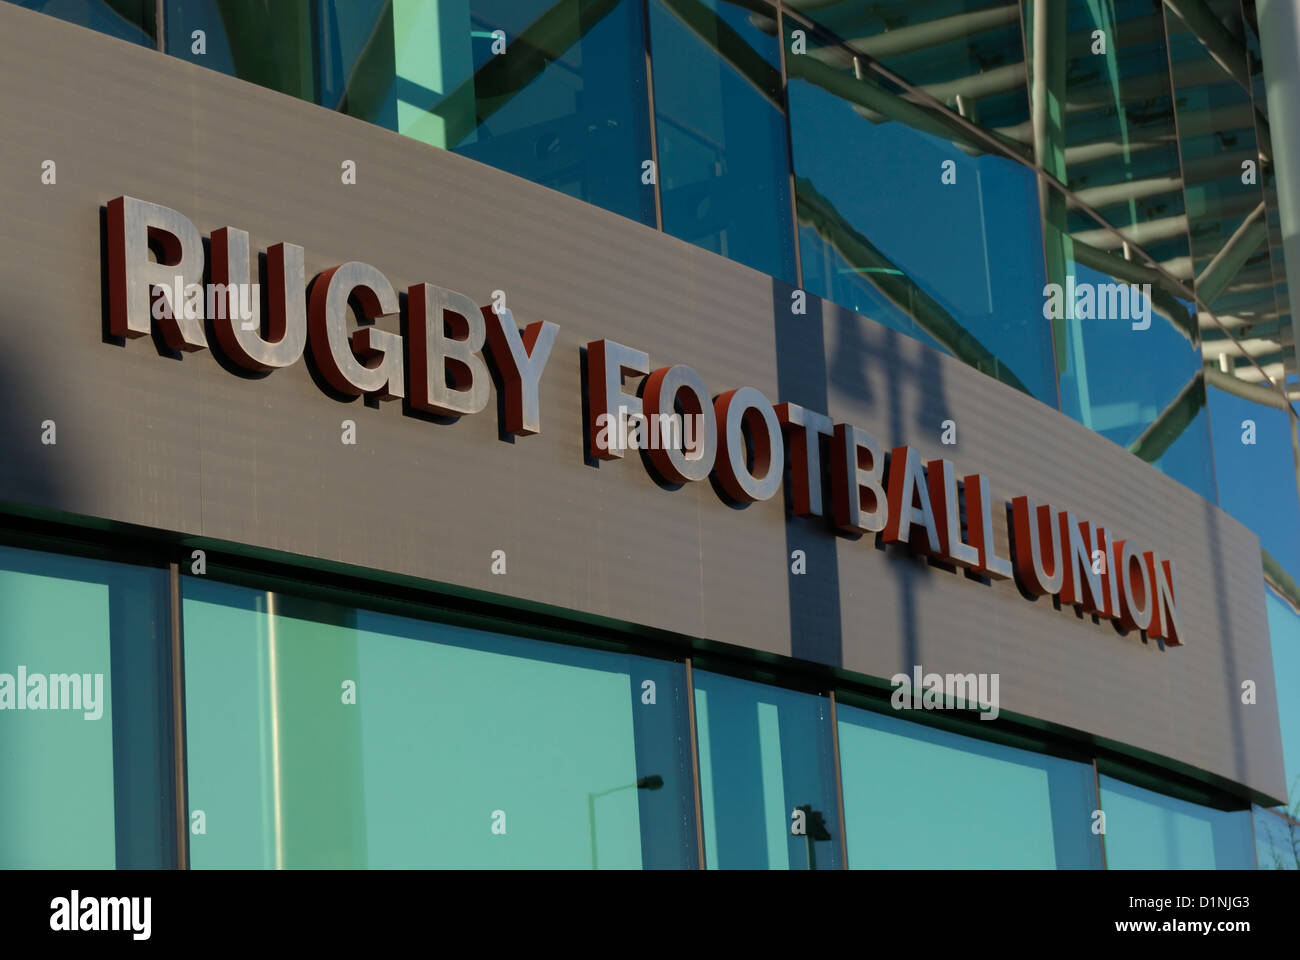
[775,1,803,290]
[155,0,164,52]
[1093,759,1107,870]
[169,561,190,869]
[683,656,706,869]
[827,689,848,868]
[641,0,664,231]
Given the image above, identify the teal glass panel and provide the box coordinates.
[1253,806,1298,870]
[1098,774,1255,869]
[10,0,156,46]
[649,0,795,283]
[837,703,1103,868]
[0,544,173,868]
[182,578,697,868]
[1264,591,1300,812]
[784,22,1058,407]
[693,671,841,869]
[165,0,656,225]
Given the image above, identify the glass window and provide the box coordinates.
[1263,590,1300,813]
[1042,181,1219,502]
[693,670,841,869]
[786,0,1033,163]
[784,22,1058,407]
[836,703,1104,868]
[10,0,156,46]
[1208,390,1300,582]
[0,544,174,868]
[164,0,656,225]
[1253,805,1298,870]
[181,578,697,868]
[649,0,795,282]
[1098,774,1256,869]
[1022,0,1190,259]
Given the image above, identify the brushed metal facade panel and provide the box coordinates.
[0,4,1285,800]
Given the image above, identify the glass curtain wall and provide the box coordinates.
[181,577,698,869]
[164,0,657,225]
[836,702,1104,869]
[1098,772,1256,869]
[0,544,175,869]
[692,670,841,869]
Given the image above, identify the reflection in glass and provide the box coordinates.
[1098,774,1255,869]
[837,703,1103,868]
[1022,0,1189,261]
[1253,805,1299,870]
[649,0,794,282]
[784,21,1057,407]
[10,0,155,45]
[693,670,841,869]
[1039,176,1218,502]
[1240,11,1295,394]
[181,578,697,868]
[786,0,1032,160]
[164,0,655,225]
[0,545,173,868]
[1164,1,1285,394]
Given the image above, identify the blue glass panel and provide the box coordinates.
[164,0,656,225]
[1253,805,1298,869]
[1209,388,1300,581]
[649,0,795,282]
[11,0,154,46]
[785,24,1057,406]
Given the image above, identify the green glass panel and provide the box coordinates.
[0,544,172,868]
[182,577,697,868]
[1099,774,1255,869]
[693,670,841,869]
[837,703,1103,868]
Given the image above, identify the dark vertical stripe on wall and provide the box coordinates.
[772,277,842,667]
